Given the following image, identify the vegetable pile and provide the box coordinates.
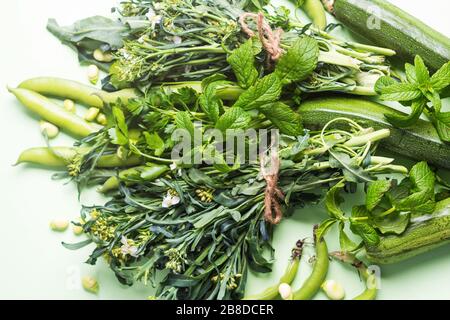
[6,0,450,300]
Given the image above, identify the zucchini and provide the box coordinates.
[366,198,450,264]
[299,96,450,169]
[325,0,450,70]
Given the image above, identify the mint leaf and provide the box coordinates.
[259,102,303,136]
[228,39,259,89]
[339,222,359,252]
[275,36,319,84]
[325,183,345,220]
[233,73,282,111]
[385,98,426,128]
[373,211,410,235]
[409,161,435,196]
[144,132,165,156]
[414,55,430,85]
[350,222,380,246]
[215,107,251,132]
[366,180,392,211]
[352,205,370,219]
[375,76,396,94]
[175,111,195,138]
[199,81,227,123]
[432,111,450,142]
[405,63,417,84]
[430,61,450,92]
[379,83,422,101]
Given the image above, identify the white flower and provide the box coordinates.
[153,2,165,11]
[137,36,146,44]
[120,236,139,257]
[119,48,132,61]
[170,162,177,171]
[173,36,183,45]
[162,192,181,208]
[146,9,162,30]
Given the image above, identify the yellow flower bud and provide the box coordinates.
[82,276,99,294]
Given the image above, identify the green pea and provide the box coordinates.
[292,236,329,300]
[18,77,140,108]
[8,87,102,138]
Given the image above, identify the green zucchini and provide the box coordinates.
[366,198,450,264]
[299,96,450,169]
[325,0,450,70]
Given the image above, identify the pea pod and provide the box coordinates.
[15,147,142,169]
[8,87,102,138]
[98,165,170,193]
[18,77,140,108]
[243,241,304,300]
[298,0,328,30]
[292,229,329,300]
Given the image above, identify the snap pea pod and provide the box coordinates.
[8,87,102,138]
[15,147,142,169]
[299,0,328,30]
[243,241,304,300]
[18,77,140,108]
[292,228,329,300]
[98,165,170,193]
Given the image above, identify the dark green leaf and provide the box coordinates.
[366,180,392,211]
[350,222,380,246]
[47,17,130,50]
[62,239,93,250]
[259,102,303,136]
[275,37,319,84]
[352,205,370,219]
[329,152,373,183]
[227,38,259,89]
[233,74,282,111]
[414,56,430,85]
[215,107,251,132]
[373,211,410,235]
[430,61,450,92]
[432,111,450,142]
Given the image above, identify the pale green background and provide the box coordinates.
[0,0,449,300]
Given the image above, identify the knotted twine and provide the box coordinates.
[260,149,284,225]
[239,12,284,61]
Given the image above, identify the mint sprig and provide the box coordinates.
[375,56,450,142]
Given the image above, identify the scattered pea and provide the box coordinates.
[40,121,60,139]
[87,65,99,85]
[84,107,100,122]
[96,113,107,126]
[72,225,84,236]
[82,276,99,294]
[63,99,76,113]
[50,220,69,232]
[93,49,114,63]
[322,280,345,300]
